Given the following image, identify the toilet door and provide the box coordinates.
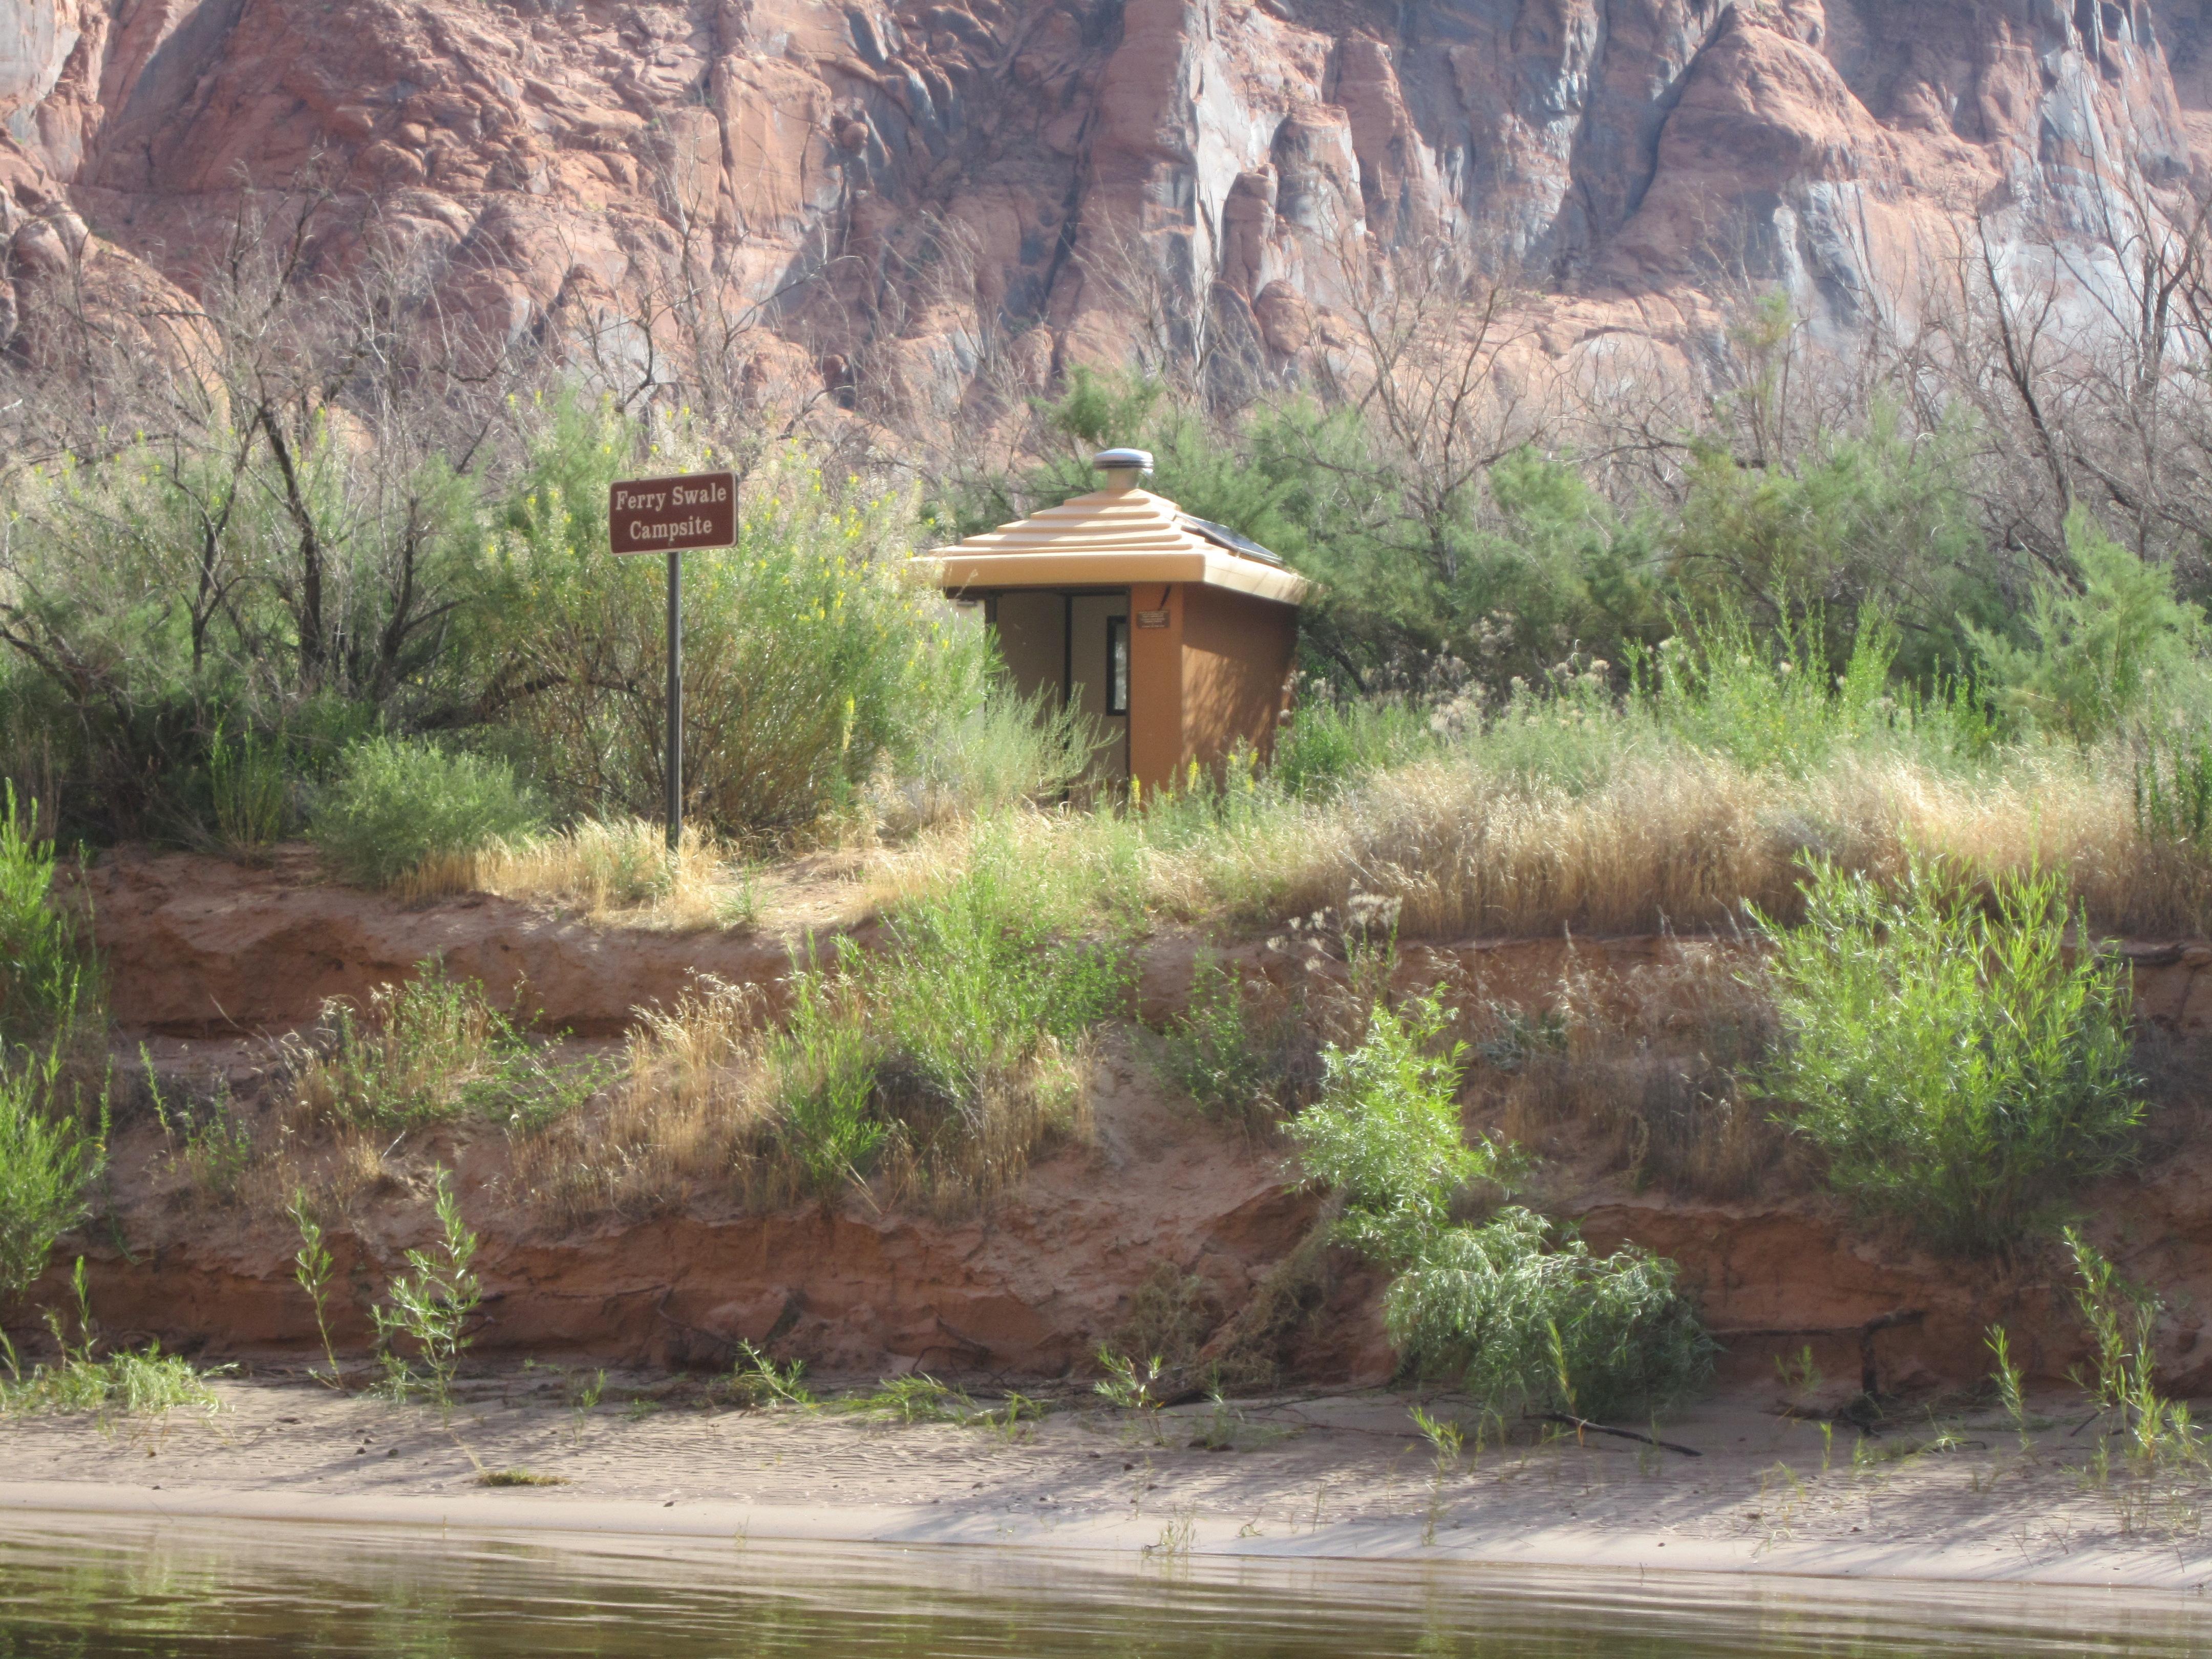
[1067,591,1131,780]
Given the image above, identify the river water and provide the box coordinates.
[0,1513,2205,1656]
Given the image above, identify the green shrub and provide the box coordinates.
[477,409,978,837]
[1292,991,1712,1420]
[0,1044,101,1307]
[1287,993,1496,1266]
[1967,508,2209,742]
[311,737,545,889]
[1387,1207,1715,1420]
[292,963,604,1132]
[1754,857,2142,1253]
[0,785,89,1049]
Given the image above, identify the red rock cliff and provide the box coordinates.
[0,0,2200,401]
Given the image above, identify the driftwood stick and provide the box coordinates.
[1535,1412,1701,1457]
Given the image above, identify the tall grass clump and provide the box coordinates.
[1158,961,1310,1131]
[517,832,1134,1220]
[399,818,755,928]
[510,977,768,1223]
[312,737,545,890]
[1271,695,1442,799]
[1290,991,1713,1419]
[1754,857,2142,1254]
[877,681,1105,831]
[772,832,1134,1205]
[288,963,605,1134]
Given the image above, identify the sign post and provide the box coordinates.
[609,470,737,852]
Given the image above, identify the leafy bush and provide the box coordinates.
[1755,858,2142,1253]
[1287,993,1495,1265]
[311,737,545,890]
[1291,991,1713,1420]
[1968,509,2208,742]
[477,409,979,837]
[0,1045,101,1306]
[1387,1208,1715,1420]
[0,785,90,1049]
[290,963,604,1132]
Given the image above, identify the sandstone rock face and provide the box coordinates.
[0,0,2200,401]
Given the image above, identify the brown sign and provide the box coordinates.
[609,471,737,555]
[1134,609,1171,629]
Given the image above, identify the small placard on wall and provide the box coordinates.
[1135,609,1170,629]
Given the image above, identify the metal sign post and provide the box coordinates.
[609,471,737,852]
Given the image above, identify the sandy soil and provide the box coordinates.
[6,1376,2210,1591]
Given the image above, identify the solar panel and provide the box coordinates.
[1179,515,1286,566]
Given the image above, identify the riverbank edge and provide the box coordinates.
[5,1479,2205,1592]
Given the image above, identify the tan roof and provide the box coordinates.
[918,482,1310,607]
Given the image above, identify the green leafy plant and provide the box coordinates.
[369,1167,481,1411]
[1968,509,2207,742]
[729,1340,815,1410]
[1291,990,1711,1421]
[311,736,546,889]
[1385,1207,1715,1421]
[289,1190,341,1385]
[762,831,1133,1206]
[1271,696,1440,798]
[1,1261,226,1419]
[1286,992,1498,1266]
[143,1049,253,1203]
[1410,1403,1466,1544]
[2064,1229,2199,1469]
[0,1038,102,1308]
[1159,962,1304,1131]
[0,784,92,1051]
[843,1373,971,1424]
[2134,727,2212,847]
[1754,857,2142,1253]
[1986,1325,2031,1450]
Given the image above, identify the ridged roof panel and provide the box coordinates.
[920,484,1310,604]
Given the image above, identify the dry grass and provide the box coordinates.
[395,818,757,930]
[1470,940,1793,1202]
[510,977,773,1226]
[868,742,2208,943]
[508,965,1101,1226]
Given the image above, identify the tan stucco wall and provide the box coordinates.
[1180,584,1298,776]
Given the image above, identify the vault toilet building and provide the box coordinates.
[921,449,1310,791]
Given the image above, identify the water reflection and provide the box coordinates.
[0,1513,2204,1656]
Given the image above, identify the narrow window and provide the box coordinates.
[1107,616,1130,715]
